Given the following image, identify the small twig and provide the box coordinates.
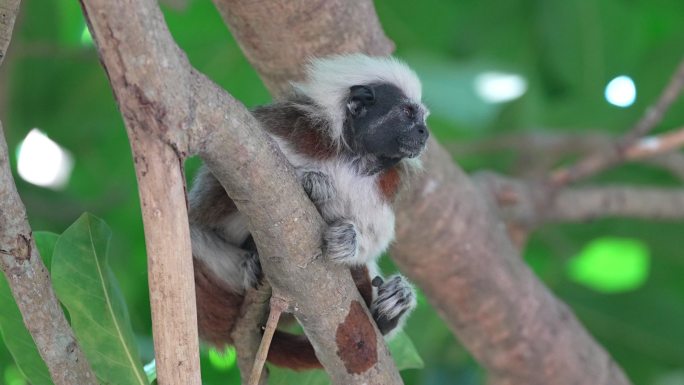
[549,58,684,187]
[621,58,684,144]
[624,127,684,159]
[475,172,684,226]
[232,283,272,385]
[248,296,289,385]
[549,126,684,186]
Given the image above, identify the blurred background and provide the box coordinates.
[1,0,683,384]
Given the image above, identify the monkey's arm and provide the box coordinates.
[300,170,336,204]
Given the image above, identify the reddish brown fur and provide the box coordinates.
[194,258,243,346]
[377,166,401,201]
[195,257,376,370]
[351,265,373,308]
[289,124,337,160]
[267,331,322,370]
[257,104,338,161]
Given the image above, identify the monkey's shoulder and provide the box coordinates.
[253,100,337,161]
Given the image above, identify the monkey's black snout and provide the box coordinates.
[396,123,429,158]
[412,124,429,143]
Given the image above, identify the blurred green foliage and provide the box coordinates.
[1,0,683,384]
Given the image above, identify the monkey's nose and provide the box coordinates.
[413,124,429,142]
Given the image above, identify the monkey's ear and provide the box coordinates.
[347,85,375,117]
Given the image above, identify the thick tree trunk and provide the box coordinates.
[212,1,632,384]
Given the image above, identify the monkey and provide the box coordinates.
[188,54,429,370]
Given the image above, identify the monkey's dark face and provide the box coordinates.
[343,83,429,168]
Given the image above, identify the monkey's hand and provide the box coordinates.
[370,275,416,336]
[323,219,359,264]
[301,170,336,204]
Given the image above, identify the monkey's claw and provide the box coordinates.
[323,219,359,264]
[370,275,416,336]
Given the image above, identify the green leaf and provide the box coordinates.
[34,231,60,270]
[3,364,28,385]
[268,366,330,385]
[56,1,87,47]
[51,213,147,385]
[0,232,59,385]
[567,237,650,293]
[387,330,424,370]
[143,359,156,383]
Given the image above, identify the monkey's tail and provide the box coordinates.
[267,330,322,370]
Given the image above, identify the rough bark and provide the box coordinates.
[392,141,631,385]
[212,0,393,95]
[78,0,202,383]
[231,284,271,385]
[0,0,21,67]
[0,122,97,384]
[131,135,201,385]
[210,1,633,383]
[79,0,401,383]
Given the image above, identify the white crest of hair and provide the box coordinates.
[293,54,423,145]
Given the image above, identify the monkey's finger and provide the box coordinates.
[371,276,384,287]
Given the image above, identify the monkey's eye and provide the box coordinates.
[402,105,417,119]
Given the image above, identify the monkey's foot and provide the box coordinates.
[370,275,416,336]
[324,220,359,264]
[301,170,336,203]
[241,251,263,289]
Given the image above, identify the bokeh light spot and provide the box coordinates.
[208,346,237,371]
[16,129,74,190]
[567,237,650,293]
[474,72,527,103]
[605,75,636,107]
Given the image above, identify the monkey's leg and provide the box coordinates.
[191,227,262,290]
[370,275,416,337]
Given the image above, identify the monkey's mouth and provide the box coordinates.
[397,139,426,158]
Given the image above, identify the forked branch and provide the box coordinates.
[79,0,400,383]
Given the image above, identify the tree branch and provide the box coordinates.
[247,296,287,385]
[474,172,684,225]
[447,131,684,181]
[1,126,97,384]
[0,2,97,384]
[621,58,684,143]
[211,1,632,384]
[392,142,631,385]
[550,58,684,187]
[211,0,393,96]
[78,1,202,383]
[231,284,271,385]
[79,0,401,383]
[0,0,21,67]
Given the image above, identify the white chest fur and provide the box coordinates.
[271,135,396,265]
[316,161,396,264]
